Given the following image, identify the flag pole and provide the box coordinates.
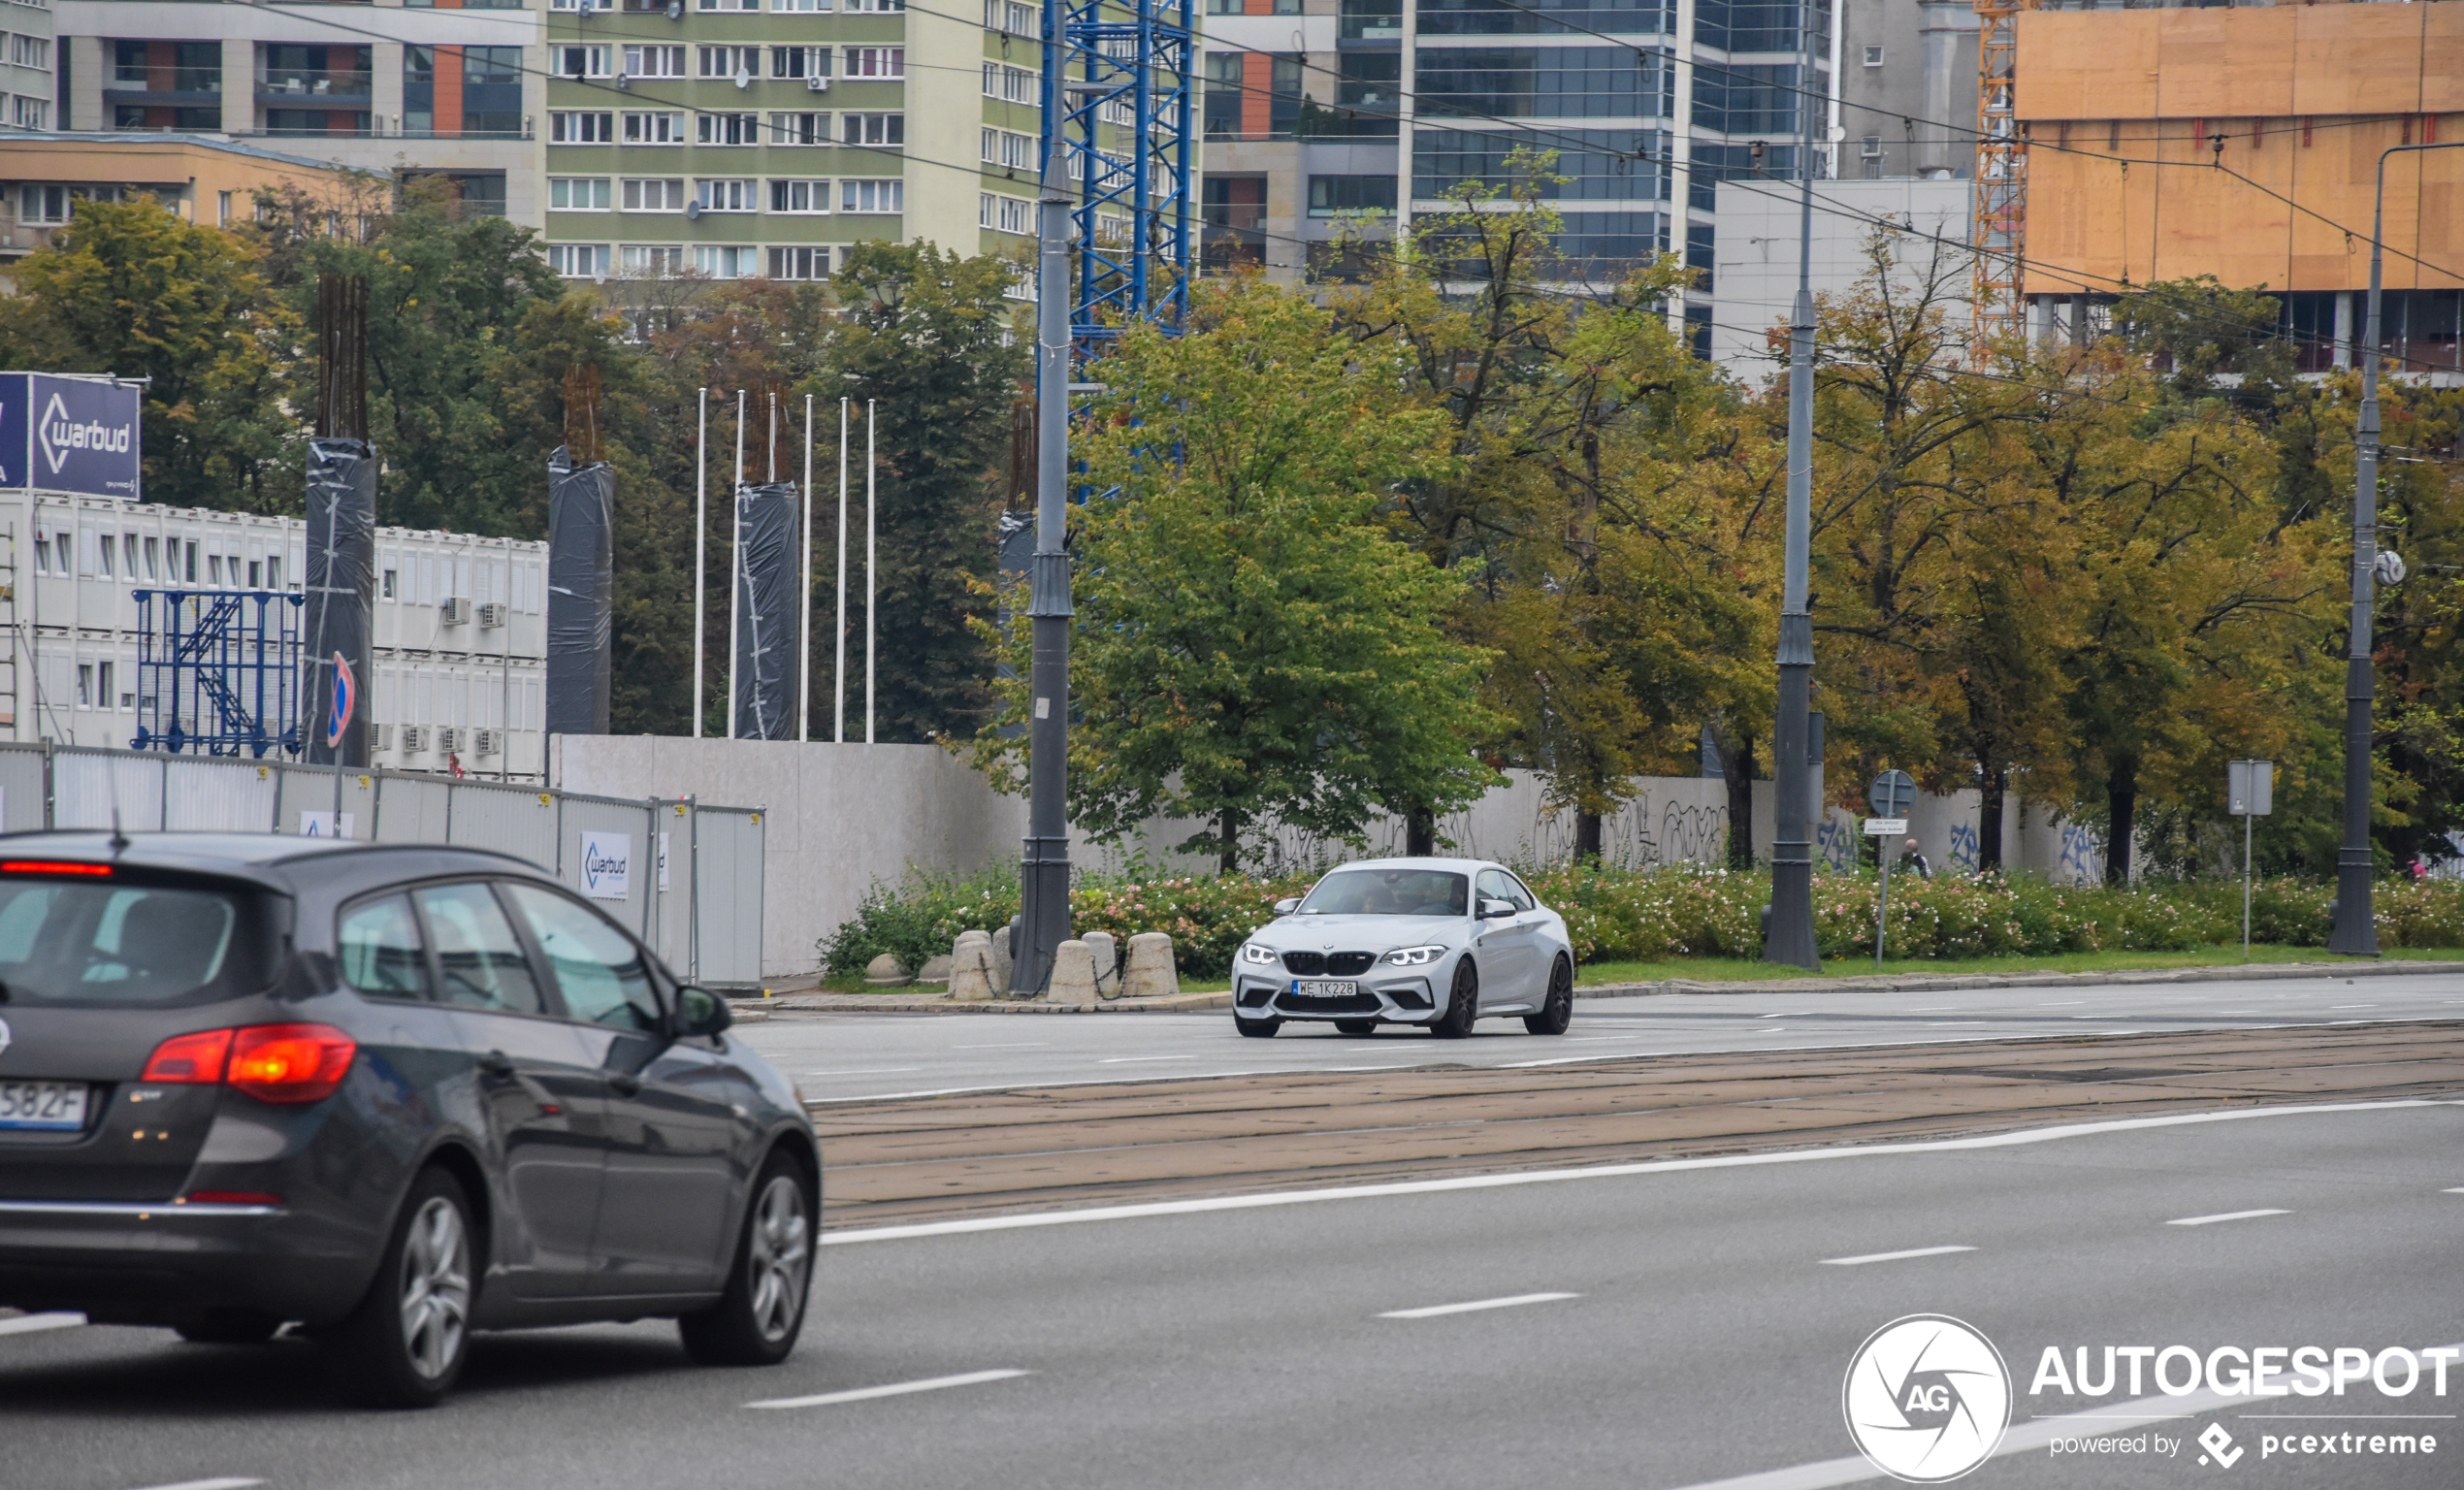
[800,393,814,744]
[865,398,876,746]
[835,397,848,745]
[729,389,745,740]
[694,387,706,739]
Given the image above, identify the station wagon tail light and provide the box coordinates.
[227,1024,358,1103]
[0,860,112,876]
[139,1024,357,1103]
[140,1028,235,1084]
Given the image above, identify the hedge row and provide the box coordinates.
[820,864,2464,978]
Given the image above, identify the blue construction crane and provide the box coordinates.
[1042,0,1195,343]
[131,590,306,758]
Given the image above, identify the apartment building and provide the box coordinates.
[540,0,1046,287]
[1,0,56,131]
[0,132,370,265]
[1836,0,1973,183]
[2018,0,2460,376]
[52,0,547,224]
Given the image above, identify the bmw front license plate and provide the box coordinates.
[1293,980,1360,997]
[0,1080,89,1131]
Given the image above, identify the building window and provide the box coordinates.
[844,47,904,80]
[621,177,688,211]
[982,127,1036,171]
[770,46,829,80]
[11,96,48,130]
[695,178,756,211]
[767,245,830,279]
[555,45,612,80]
[768,178,830,212]
[841,178,902,213]
[985,0,1033,30]
[77,664,92,709]
[980,192,1032,234]
[11,34,49,69]
[693,244,757,278]
[623,45,687,80]
[697,0,760,11]
[840,112,902,146]
[551,111,615,144]
[622,111,686,144]
[1307,175,1396,215]
[1863,45,1883,67]
[21,183,67,223]
[698,46,757,80]
[845,0,903,10]
[775,0,832,11]
[768,111,828,145]
[697,111,761,145]
[548,243,607,278]
[551,177,613,211]
[216,189,233,226]
[620,244,686,276]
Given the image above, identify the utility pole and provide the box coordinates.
[1014,0,1075,994]
[2331,141,2456,955]
[1762,0,1820,969]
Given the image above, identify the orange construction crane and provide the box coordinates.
[1973,0,2031,357]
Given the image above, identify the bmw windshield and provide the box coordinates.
[1293,869,1468,917]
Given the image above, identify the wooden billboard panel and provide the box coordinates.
[2291,6,2436,118]
[2014,12,2156,122]
[2156,9,2296,122]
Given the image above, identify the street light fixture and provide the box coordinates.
[2328,139,2460,956]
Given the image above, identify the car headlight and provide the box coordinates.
[1381,945,1445,966]
[1240,943,1280,966]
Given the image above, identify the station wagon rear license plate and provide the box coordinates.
[0,1081,89,1131]
[1293,980,1361,997]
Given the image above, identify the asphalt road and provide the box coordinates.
[745,971,2464,1103]
[4,1100,2457,1490]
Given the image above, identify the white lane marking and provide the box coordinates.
[1379,1292,1580,1319]
[955,1043,1052,1050]
[798,1068,924,1077]
[2331,1004,2378,1010]
[1098,1055,1197,1064]
[821,1098,2458,1245]
[745,1369,1030,1410]
[0,1312,85,1337]
[2036,1001,2084,1007]
[1905,1006,1955,1012]
[1818,1246,1975,1267]
[2166,1208,2291,1227]
[127,1480,265,1490]
[2447,1187,2464,1194]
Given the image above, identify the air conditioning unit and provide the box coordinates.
[371,723,395,752]
[472,728,502,759]
[399,725,429,755]
[805,76,829,93]
[436,726,461,755]
[439,596,472,626]
[477,601,509,629]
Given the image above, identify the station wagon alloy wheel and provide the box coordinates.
[399,1196,472,1381]
[748,1174,812,1344]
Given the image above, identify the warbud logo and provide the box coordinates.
[1844,1315,2013,1483]
[39,391,134,475]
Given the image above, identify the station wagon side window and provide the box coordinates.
[505,883,663,1034]
[413,882,545,1016]
[338,892,429,1001]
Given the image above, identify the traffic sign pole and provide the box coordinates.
[1865,772,1916,970]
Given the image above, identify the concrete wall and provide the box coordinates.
[553,735,2113,978]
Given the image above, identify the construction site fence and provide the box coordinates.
[0,742,765,988]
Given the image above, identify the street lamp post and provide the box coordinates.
[1012,0,1074,994]
[1762,0,1820,970]
[2329,139,2459,956]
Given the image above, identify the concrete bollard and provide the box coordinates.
[863,953,911,988]
[947,931,995,1001]
[989,923,1016,994]
[1120,932,1180,999]
[1046,939,1099,1003]
[1084,930,1119,999]
[916,954,953,985]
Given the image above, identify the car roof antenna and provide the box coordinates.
[109,805,130,855]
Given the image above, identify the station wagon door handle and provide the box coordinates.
[607,1073,641,1097]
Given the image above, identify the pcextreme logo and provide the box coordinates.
[1843,1314,2013,1482]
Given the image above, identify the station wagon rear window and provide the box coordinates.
[0,879,266,1006]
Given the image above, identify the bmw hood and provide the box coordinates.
[1246,915,1468,955]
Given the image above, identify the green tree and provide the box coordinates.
[6,196,303,511]
[967,277,1500,871]
[800,242,1028,743]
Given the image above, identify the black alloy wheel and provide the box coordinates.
[1431,959,1477,1039]
[337,1166,475,1409]
[1334,1019,1378,1035]
[680,1150,817,1366]
[1524,956,1573,1036]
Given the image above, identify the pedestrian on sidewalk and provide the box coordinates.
[1902,839,1932,880]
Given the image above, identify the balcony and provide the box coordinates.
[257,67,374,105]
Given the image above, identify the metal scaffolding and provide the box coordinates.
[1973,0,2031,353]
[1043,0,1196,343]
[131,590,307,758]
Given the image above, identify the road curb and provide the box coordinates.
[1571,959,2464,1001]
[732,989,1235,1016]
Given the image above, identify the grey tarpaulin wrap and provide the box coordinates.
[732,481,799,740]
[304,437,375,767]
[547,445,615,737]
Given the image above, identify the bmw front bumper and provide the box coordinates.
[1233,971,1440,1022]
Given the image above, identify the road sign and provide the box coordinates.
[2227,760,2273,817]
[1864,818,1907,836]
[1867,769,1915,819]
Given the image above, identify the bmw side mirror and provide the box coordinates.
[1273,897,1300,916]
[1477,898,1515,920]
[674,985,733,1038]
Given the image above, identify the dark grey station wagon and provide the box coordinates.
[0,833,819,1407]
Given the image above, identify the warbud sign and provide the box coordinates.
[1844,1315,2453,1481]
[0,372,144,499]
